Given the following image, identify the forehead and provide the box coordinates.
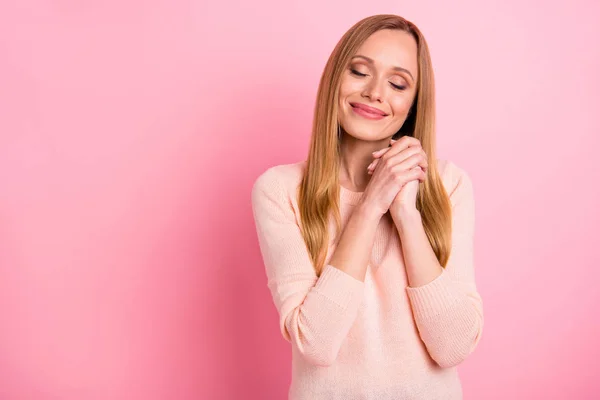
[353,29,418,78]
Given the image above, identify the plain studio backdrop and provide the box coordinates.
[1,0,599,399]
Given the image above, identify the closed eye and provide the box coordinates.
[350,69,406,91]
[390,83,406,91]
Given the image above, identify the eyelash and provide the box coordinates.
[350,68,407,91]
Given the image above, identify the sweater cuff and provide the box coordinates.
[405,268,461,320]
[313,264,364,310]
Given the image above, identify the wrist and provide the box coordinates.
[354,201,384,223]
[391,207,422,230]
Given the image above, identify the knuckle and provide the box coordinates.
[400,136,412,146]
[402,135,415,143]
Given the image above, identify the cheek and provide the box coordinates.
[390,97,413,115]
[337,83,356,112]
[338,79,356,100]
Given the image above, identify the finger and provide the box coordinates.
[417,166,427,181]
[372,146,392,159]
[410,166,427,182]
[383,136,422,161]
[388,144,428,172]
[417,151,428,172]
[413,166,427,181]
[388,153,427,174]
[367,158,380,173]
[373,135,420,158]
[390,136,421,148]
[390,137,422,152]
[382,145,424,168]
[421,150,429,173]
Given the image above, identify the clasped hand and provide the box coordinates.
[361,136,428,218]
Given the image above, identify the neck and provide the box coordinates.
[338,133,389,192]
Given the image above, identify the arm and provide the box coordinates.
[251,168,381,366]
[392,165,484,368]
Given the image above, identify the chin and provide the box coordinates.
[339,121,382,141]
[341,127,383,142]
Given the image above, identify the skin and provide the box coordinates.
[327,29,443,287]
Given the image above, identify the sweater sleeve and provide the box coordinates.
[251,168,364,367]
[405,163,484,368]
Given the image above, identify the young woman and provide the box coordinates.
[251,14,483,400]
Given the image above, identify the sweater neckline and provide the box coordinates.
[339,185,364,205]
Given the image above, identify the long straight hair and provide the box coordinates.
[298,14,453,276]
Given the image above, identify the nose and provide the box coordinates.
[361,77,383,102]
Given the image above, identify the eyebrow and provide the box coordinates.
[351,55,415,83]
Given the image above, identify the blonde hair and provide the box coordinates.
[298,14,452,276]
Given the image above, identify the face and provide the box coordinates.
[338,29,419,142]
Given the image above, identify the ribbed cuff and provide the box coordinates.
[313,264,364,310]
[405,268,461,320]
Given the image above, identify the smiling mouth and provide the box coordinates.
[350,103,388,119]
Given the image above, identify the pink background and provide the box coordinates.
[1,0,599,399]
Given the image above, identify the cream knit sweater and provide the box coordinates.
[251,159,483,400]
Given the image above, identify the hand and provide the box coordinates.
[367,136,428,214]
[361,136,427,218]
[391,165,423,213]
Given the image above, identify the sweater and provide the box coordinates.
[250,158,484,400]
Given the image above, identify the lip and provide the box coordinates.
[350,102,388,120]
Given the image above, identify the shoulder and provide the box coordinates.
[436,158,474,207]
[251,159,306,204]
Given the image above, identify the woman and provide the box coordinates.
[251,14,483,400]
